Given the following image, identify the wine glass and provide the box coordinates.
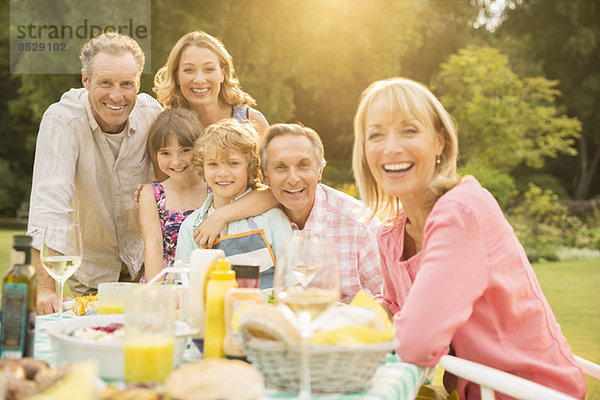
[274,231,340,399]
[41,223,83,318]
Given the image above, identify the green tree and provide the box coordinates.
[142,0,480,179]
[435,44,580,174]
[498,0,600,199]
[3,0,484,216]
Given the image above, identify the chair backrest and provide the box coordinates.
[575,355,600,381]
[439,355,577,400]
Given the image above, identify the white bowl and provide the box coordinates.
[46,314,190,380]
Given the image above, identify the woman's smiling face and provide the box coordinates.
[364,104,444,202]
[177,45,224,108]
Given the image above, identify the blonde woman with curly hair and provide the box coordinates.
[175,119,291,288]
[154,31,268,133]
[353,77,586,399]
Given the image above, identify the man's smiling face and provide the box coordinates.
[82,52,139,134]
[263,134,322,227]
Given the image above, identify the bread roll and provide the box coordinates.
[165,359,264,400]
[237,303,301,342]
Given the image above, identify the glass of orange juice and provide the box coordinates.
[98,282,137,314]
[124,285,176,383]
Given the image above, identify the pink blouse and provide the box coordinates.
[378,177,586,399]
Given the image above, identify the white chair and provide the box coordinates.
[439,355,576,400]
[575,355,600,381]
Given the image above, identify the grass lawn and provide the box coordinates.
[0,229,598,396]
[534,258,600,399]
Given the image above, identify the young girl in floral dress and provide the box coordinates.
[139,109,208,282]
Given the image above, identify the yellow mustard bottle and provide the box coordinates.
[203,259,238,358]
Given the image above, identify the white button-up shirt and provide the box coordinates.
[27,88,162,290]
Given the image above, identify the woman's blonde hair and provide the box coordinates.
[153,31,256,110]
[352,77,460,220]
[193,119,261,190]
[147,109,202,163]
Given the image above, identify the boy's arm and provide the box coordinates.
[175,216,197,264]
[268,209,293,261]
[194,188,279,247]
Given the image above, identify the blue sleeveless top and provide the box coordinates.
[232,105,249,122]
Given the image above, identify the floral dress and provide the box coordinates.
[140,182,195,283]
[154,182,196,268]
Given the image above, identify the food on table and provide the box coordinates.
[101,385,163,400]
[29,360,97,400]
[310,290,395,345]
[72,323,124,341]
[235,303,301,342]
[165,359,264,400]
[238,290,396,346]
[0,358,63,400]
[72,294,98,316]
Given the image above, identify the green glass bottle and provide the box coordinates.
[0,234,37,359]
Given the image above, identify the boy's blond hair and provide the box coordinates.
[194,119,261,189]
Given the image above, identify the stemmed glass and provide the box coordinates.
[41,223,83,318]
[274,231,340,399]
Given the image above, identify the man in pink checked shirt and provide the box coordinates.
[259,123,382,303]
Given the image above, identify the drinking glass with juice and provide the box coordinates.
[124,285,176,383]
[98,282,137,314]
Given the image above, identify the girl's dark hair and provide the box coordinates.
[147,109,202,162]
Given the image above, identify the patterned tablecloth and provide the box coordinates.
[34,314,433,400]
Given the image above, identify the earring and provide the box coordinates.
[436,155,441,164]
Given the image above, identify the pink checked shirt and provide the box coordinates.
[291,184,382,303]
[379,177,586,399]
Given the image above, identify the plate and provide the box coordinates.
[46,314,189,380]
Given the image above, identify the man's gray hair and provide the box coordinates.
[80,32,145,78]
[260,123,327,174]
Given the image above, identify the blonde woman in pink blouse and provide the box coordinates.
[352,77,586,400]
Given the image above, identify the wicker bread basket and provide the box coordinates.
[241,322,396,394]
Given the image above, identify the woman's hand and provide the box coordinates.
[193,208,227,248]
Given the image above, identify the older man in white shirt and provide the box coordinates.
[27,32,163,314]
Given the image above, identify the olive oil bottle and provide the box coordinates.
[0,234,37,359]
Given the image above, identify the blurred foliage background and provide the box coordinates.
[1,0,599,261]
